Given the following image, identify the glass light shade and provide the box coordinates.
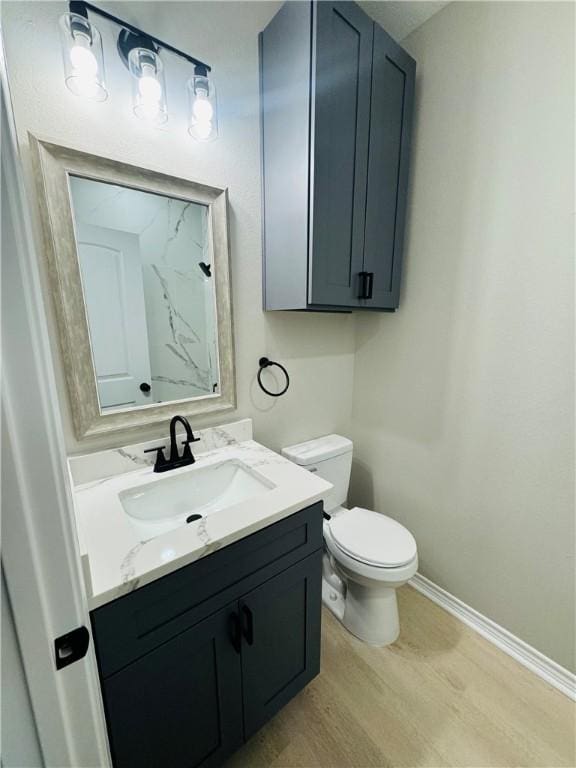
[128,48,168,126]
[187,73,218,142]
[59,13,107,101]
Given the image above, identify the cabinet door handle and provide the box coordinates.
[366,272,374,300]
[229,611,241,653]
[241,605,254,646]
[358,272,374,300]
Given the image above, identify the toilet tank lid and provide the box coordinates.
[282,434,353,465]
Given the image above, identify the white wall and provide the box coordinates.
[351,1,575,671]
[1,0,356,455]
[1,570,43,768]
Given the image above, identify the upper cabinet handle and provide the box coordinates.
[366,272,374,300]
[358,271,367,299]
[358,271,374,300]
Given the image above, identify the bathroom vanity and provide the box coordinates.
[69,420,331,768]
[92,504,321,768]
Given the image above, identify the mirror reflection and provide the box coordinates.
[69,177,220,412]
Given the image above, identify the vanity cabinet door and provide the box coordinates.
[361,23,415,310]
[103,602,243,768]
[240,553,322,739]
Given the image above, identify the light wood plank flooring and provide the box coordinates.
[226,586,575,768]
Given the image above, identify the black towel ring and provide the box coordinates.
[257,357,290,397]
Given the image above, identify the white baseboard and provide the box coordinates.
[410,573,576,701]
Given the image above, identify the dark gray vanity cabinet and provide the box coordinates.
[90,504,323,768]
[260,1,415,312]
[103,603,244,768]
[241,555,321,739]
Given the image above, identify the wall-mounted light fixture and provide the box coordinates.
[59,12,107,101]
[188,65,218,142]
[59,1,217,141]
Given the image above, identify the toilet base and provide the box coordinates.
[343,580,400,646]
[321,576,345,622]
[321,553,401,647]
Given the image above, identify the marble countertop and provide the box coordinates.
[70,423,331,610]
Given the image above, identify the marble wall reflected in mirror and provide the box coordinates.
[69,178,220,412]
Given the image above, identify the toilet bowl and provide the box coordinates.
[282,435,418,646]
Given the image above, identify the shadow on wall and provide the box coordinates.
[349,457,375,510]
[264,310,355,359]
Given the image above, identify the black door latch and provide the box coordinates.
[54,626,90,670]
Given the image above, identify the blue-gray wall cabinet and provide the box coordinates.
[260,1,415,312]
[363,23,415,309]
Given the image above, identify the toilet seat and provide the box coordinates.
[328,507,417,568]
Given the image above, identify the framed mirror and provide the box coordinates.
[31,136,235,439]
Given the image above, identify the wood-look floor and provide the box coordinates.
[226,586,575,768]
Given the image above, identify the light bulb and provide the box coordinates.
[192,95,214,122]
[129,48,168,125]
[137,74,162,120]
[60,14,107,101]
[138,75,162,102]
[69,44,98,77]
[187,72,218,142]
[194,120,213,140]
[138,99,160,120]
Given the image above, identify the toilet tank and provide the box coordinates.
[282,435,353,512]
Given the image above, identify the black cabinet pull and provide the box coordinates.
[139,382,151,393]
[358,271,374,300]
[241,605,254,646]
[366,271,374,299]
[229,612,241,653]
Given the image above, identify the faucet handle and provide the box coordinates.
[144,445,168,472]
[182,436,201,445]
[180,438,199,463]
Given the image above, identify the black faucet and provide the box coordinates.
[144,415,200,473]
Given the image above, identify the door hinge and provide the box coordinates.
[54,626,90,670]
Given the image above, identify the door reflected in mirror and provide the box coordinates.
[69,177,220,412]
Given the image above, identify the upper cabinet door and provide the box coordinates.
[362,24,416,310]
[309,1,373,307]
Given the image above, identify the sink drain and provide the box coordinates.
[186,514,203,524]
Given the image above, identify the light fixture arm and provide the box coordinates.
[68,0,212,72]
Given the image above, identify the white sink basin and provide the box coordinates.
[119,459,275,541]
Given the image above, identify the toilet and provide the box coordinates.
[282,435,418,646]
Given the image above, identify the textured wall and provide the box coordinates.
[351,1,575,670]
[2,0,356,455]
